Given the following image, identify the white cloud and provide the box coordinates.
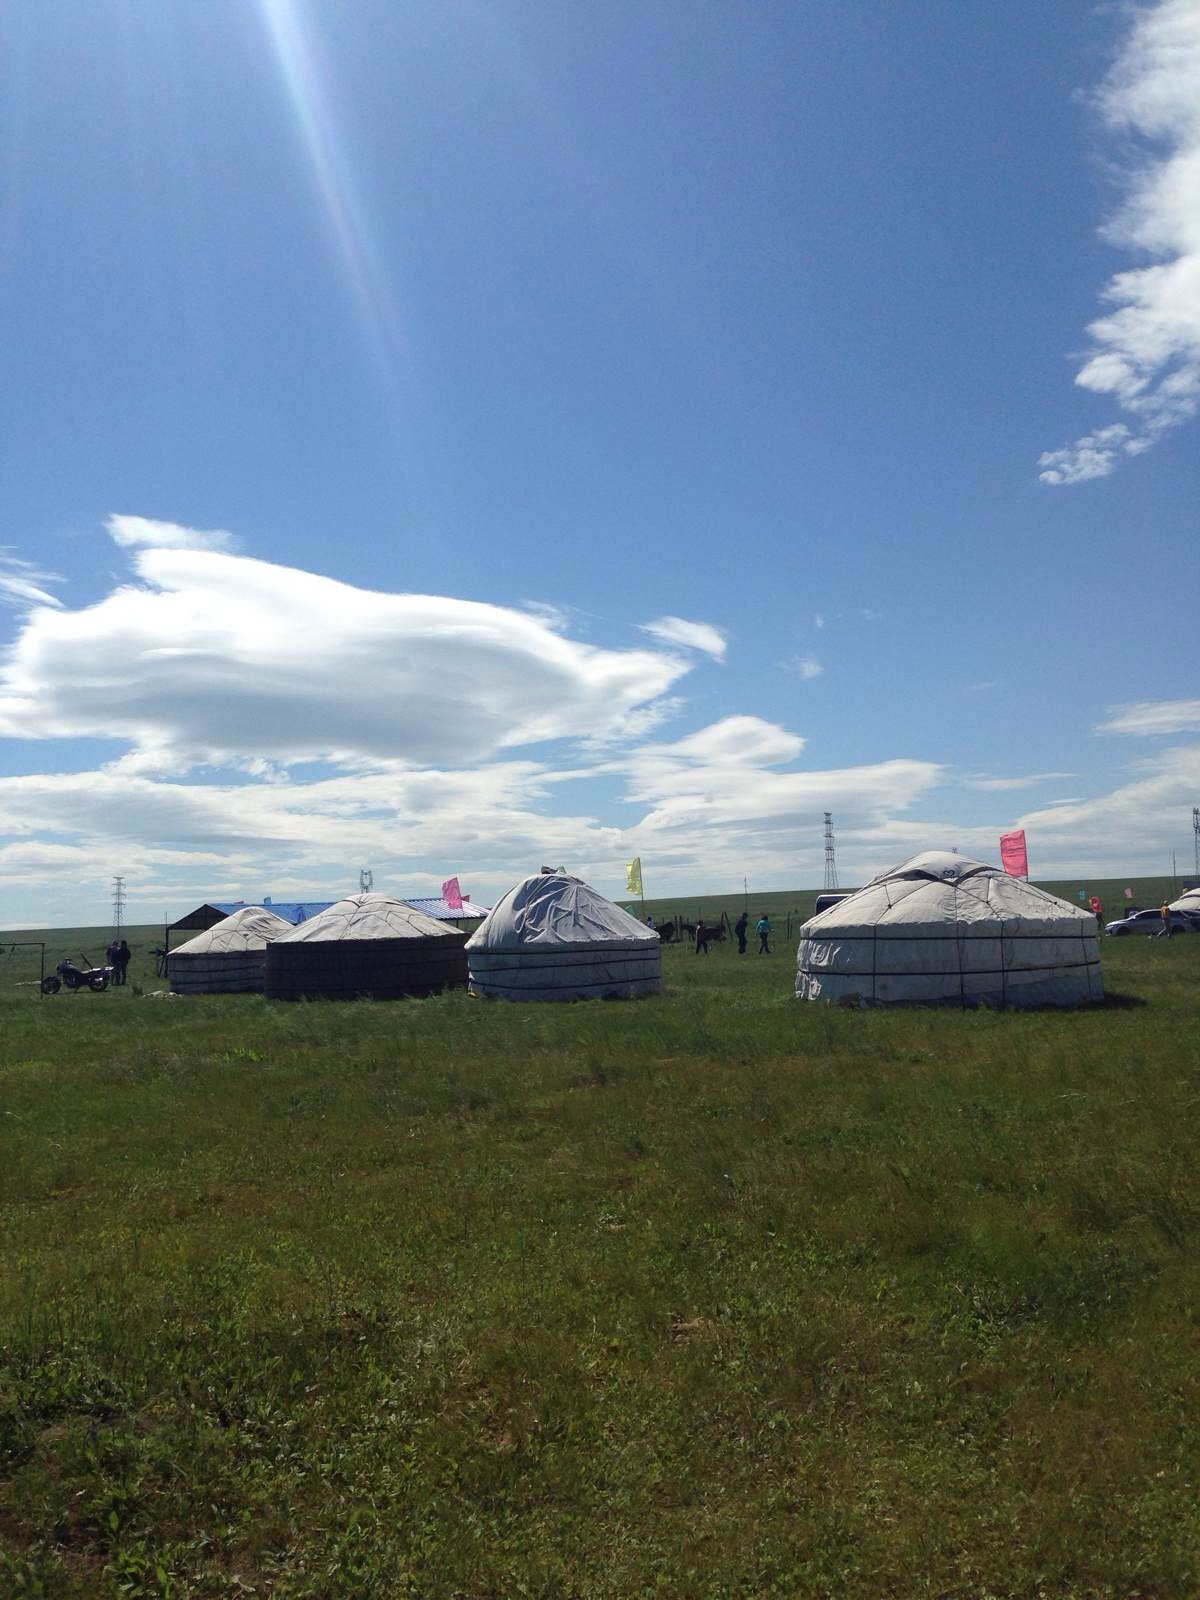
[1098,697,1200,735]
[3,517,1196,926]
[613,716,944,884]
[0,703,949,924]
[105,514,237,552]
[1037,423,1141,485]
[814,613,825,630]
[638,615,727,660]
[0,539,690,770]
[519,600,571,632]
[780,652,823,680]
[963,771,1077,790]
[3,721,1197,925]
[0,577,62,611]
[1041,0,1200,482]
[1011,743,1200,875]
[0,552,63,610]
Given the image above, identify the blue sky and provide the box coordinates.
[2,0,1198,926]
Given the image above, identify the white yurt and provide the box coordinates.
[169,905,293,994]
[264,893,468,1001]
[795,851,1103,1008]
[466,872,661,1001]
[1169,887,1200,923]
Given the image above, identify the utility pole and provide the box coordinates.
[1193,807,1199,881]
[111,876,126,934]
[823,813,839,891]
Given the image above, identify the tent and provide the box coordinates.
[169,905,293,995]
[1169,887,1200,925]
[795,851,1103,1008]
[264,892,467,1001]
[466,872,661,1001]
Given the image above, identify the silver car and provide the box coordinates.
[1104,907,1195,936]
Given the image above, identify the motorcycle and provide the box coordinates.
[41,957,112,994]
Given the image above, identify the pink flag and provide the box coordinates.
[999,829,1028,878]
[442,876,463,911]
[1123,886,1133,900]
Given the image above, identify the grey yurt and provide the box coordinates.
[795,851,1103,1008]
[466,871,660,1001]
[264,893,467,1001]
[169,905,293,994]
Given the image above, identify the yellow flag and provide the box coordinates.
[625,857,643,896]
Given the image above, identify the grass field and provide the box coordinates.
[2,899,1199,1596]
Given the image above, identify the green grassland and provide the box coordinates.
[1,899,1199,1596]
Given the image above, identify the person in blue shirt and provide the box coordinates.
[756,914,771,954]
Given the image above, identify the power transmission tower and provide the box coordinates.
[823,812,839,891]
[359,867,374,893]
[112,876,126,933]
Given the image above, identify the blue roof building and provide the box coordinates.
[403,895,491,921]
[210,900,335,925]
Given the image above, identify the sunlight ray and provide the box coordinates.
[255,0,411,391]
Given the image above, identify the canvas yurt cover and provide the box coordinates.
[264,893,467,1001]
[466,872,661,1001]
[795,851,1103,1008]
[169,905,293,994]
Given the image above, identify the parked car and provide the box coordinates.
[814,892,851,915]
[1105,907,1195,936]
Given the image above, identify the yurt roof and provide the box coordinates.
[273,892,458,944]
[172,905,294,955]
[467,873,658,951]
[807,852,1095,934]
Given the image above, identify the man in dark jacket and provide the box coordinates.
[734,911,748,955]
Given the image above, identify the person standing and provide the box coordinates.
[1158,900,1173,938]
[106,937,120,978]
[756,913,771,954]
[734,911,748,955]
[113,939,131,985]
[694,919,710,956]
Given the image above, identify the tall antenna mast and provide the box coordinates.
[1193,807,1199,881]
[823,812,839,891]
[112,875,126,933]
[359,867,374,893]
